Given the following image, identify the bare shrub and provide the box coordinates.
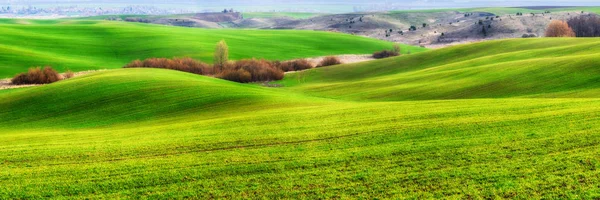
[123,57,212,75]
[545,20,576,37]
[317,56,342,67]
[276,59,313,72]
[63,70,74,79]
[214,40,229,72]
[224,59,284,82]
[216,69,252,83]
[373,50,399,59]
[11,74,29,85]
[11,66,61,85]
[123,57,284,83]
[43,67,61,83]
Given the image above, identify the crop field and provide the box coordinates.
[0,19,421,78]
[1,37,599,198]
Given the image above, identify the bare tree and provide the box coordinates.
[214,40,229,72]
[567,15,600,37]
[393,44,401,54]
[545,20,576,37]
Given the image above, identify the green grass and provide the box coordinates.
[278,38,600,101]
[242,12,320,19]
[1,38,600,198]
[0,19,424,78]
[547,7,600,14]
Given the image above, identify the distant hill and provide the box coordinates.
[193,12,243,22]
[90,7,598,48]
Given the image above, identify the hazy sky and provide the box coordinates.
[2,0,600,12]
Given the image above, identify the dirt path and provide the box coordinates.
[286,54,375,74]
[0,70,105,90]
[305,54,374,66]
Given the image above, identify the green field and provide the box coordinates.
[547,6,600,14]
[1,38,599,198]
[0,19,422,78]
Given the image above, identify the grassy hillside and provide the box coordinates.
[0,19,424,78]
[547,7,600,14]
[0,69,321,129]
[1,38,599,198]
[278,38,600,100]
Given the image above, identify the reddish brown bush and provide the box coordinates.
[123,57,212,75]
[317,56,342,67]
[224,59,284,82]
[216,69,252,83]
[11,74,29,85]
[276,59,313,72]
[11,66,61,85]
[545,20,576,37]
[123,57,286,83]
[63,70,75,79]
[43,67,61,83]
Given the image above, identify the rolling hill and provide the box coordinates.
[0,19,424,78]
[278,38,600,100]
[0,38,599,198]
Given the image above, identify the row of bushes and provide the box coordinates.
[124,57,213,75]
[217,59,283,83]
[121,40,343,83]
[122,56,343,83]
[11,67,74,85]
[12,56,342,85]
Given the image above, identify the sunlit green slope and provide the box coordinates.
[279,38,600,100]
[0,38,599,199]
[0,19,424,78]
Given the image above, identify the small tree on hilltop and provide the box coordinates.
[214,40,229,72]
[545,20,576,37]
[393,44,401,54]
